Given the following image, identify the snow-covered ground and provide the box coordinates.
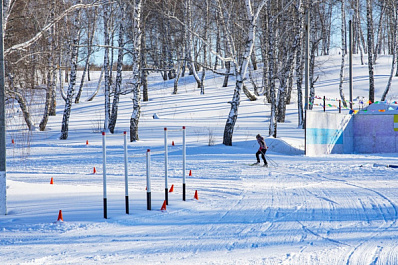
[1,55,398,264]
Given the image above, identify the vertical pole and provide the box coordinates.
[0,0,6,216]
[146,149,151,210]
[123,131,129,214]
[349,19,353,110]
[323,96,326,112]
[182,126,186,201]
[304,109,307,156]
[164,128,168,205]
[102,132,107,219]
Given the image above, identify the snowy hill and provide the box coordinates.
[2,54,398,264]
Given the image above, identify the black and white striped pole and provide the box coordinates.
[164,128,169,205]
[146,149,151,210]
[182,126,186,201]
[102,131,108,219]
[123,131,129,214]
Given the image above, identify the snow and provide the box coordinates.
[2,54,398,264]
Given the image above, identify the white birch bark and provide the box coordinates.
[296,0,304,128]
[223,0,267,146]
[268,6,277,138]
[109,3,126,134]
[186,0,202,92]
[103,2,111,132]
[60,0,81,140]
[129,0,142,142]
[338,0,348,108]
[75,8,97,104]
[367,0,375,103]
[39,0,56,131]
[381,0,397,101]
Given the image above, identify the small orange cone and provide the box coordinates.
[189,170,192,176]
[169,184,174,192]
[50,177,54,185]
[57,210,64,222]
[161,200,167,211]
[86,140,89,145]
[12,139,14,144]
[194,190,199,200]
[172,141,175,146]
[93,167,97,174]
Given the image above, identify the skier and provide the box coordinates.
[253,134,268,167]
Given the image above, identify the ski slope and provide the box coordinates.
[1,54,398,264]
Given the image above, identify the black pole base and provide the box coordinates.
[147,192,151,210]
[165,188,169,205]
[103,198,108,219]
[183,183,186,201]
[125,196,129,214]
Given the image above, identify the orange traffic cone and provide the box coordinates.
[194,190,199,200]
[93,167,97,174]
[189,170,192,176]
[161,200,167,211]
[169,184,174,193]
[12,139,15,144]
[57,210,64,222]
[86,140,89,145]
[172,141,175,146]
[50,177,54,185]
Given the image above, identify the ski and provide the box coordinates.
[249,163,268,167]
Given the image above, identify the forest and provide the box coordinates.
[2,0,397,145]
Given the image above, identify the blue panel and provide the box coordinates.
[307,128,344,145]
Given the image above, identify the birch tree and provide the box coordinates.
[129,0,142,142]
[381,0,398,101]
[366,0,375,103]
[109,2,126,134]
[39,0,57,131]
[338,0,348,108]
[223,0,267,146]
[60,0,82,140]
[103,1,111,132]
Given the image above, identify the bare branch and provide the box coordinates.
[5,1,109,55]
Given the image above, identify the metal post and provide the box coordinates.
[323,96,326,112]
[349,19,353,110]
[0,0,6,216]
[182,126,186,201]
[123,131,129,214]
[102,132,107,219]
[164,128,168,205]
[146,149,151,210]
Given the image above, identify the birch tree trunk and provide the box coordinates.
[223,0,267,146]
[141,18,148,101]
[373,1,385,63]
[186,0,203,92]
[381,0,397,101]
[109,3,126,134]
[296,0,304,128]
[103,2,111,132]
[367,0,375,103]
[338,0,348,108]
[7,74,35,131]
[60,0,81,140]
[39,0,56,131]
[129,0,142,142]
[268,6,277,138]
[75,8,97,104]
